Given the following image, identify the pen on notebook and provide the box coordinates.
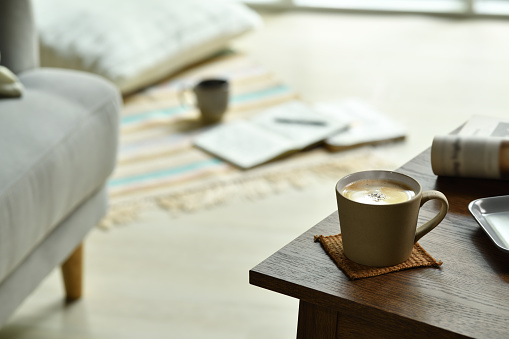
[275,118,328,126]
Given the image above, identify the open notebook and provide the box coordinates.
[193,101,348,169]
[194,100,406,169]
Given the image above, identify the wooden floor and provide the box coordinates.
[2,9,509,339]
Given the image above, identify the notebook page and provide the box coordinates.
[318,100,406,147]
[193,120,294,169]
[251,101,349,149]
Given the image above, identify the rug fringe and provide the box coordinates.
[98,200,146,230]
[99,149,395,229]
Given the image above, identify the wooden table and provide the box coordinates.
[249,147,509,338]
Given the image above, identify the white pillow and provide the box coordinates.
[32,0,262,94]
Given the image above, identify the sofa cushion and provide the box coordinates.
[0,68,120,283]
[32,0,262,94]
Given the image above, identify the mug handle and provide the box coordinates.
[414,190,449,243]
[178,84,196,110]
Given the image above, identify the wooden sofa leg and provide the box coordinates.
[61,243,83,302]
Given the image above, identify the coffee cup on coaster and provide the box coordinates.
[335,170,449,267]
[180,78,229,124]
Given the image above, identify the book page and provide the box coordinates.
[250,101,349,149]
[315,100,406,149]
[193,121,295,169]
[458,115,509,137]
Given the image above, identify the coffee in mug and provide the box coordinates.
[341,179,416,205]
[336,170,448,267]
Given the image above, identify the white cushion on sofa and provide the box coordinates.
[32,0,262,94]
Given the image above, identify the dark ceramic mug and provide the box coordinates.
[180,78,229,124]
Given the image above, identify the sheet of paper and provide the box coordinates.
[459,115,509,137]
[251,101,349,149]
[315,99,406,148]
[193,120,294,169]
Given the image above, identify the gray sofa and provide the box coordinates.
[0,0,121,327]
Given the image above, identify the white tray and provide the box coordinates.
[469,195,509,253]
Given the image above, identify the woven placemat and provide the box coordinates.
[314,234,442,280]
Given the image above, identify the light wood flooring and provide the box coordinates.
[1,9,509,339]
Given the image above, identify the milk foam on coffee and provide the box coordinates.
[341,179,415,205]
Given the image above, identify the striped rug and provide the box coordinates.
[101,53,393,228]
